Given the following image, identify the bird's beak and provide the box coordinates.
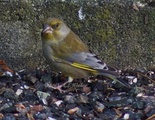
[42,24,53,34]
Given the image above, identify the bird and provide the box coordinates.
[41,18,127,92]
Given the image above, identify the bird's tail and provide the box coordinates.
[96,69,129,87]
[71,62,129,87]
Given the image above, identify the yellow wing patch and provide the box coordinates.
[71,62,98,73]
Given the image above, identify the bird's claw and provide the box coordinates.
[46,83,68,93]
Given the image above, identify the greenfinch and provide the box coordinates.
[41,18,126,90]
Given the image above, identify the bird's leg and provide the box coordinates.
[47,76,73,93]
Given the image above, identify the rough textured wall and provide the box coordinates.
[0,0,155,70]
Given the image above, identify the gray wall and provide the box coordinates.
[0,0,155,70]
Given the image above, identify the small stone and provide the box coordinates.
[82,86,91,93]
[133,78,138,83]
[95,101,105,113]
[36,91,50,100]
[16,89,23,96]
[29,76,38,84]
[77,94,89,103]
[64,95,76,104]
[47,117,57,120]
[15,103,29,114]
[0,102,13,112]
[67,107,79,114]
[136,93,144,97]
[2,113,16,120]
[30,105,44,113]
[0,113,3,119]
[55,100,63,107]
[3,90,18,100]
[41,74,52,83]
[123,113,130,120]
[23,85,29,89]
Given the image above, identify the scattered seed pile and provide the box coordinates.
[0,60,155,119]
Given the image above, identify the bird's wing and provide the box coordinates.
[51,52,98,72]
[59,52,118,74]
[62,52,129,87]
[64,52,107,69]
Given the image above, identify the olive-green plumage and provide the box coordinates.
[41,18,126,86]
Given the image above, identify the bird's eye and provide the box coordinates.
[52,23,59,29]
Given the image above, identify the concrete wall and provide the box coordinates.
[0,0,155,70]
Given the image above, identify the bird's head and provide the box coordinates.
[41,18,70,42]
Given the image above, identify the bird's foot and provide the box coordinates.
[46,82,68,93]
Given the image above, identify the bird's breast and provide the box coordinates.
[42,43,54,61]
